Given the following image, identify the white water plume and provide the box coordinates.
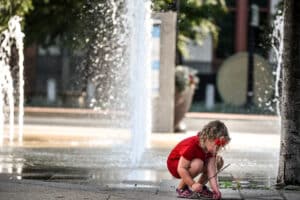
[76,0,153,166]
[127,0,153,166]
[109,0,118,25]
[0,16,25,145]
[271,13,284,115]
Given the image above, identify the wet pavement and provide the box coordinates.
[2,175,300,200]
[1,111,300,199]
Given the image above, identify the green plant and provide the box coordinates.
[175,65,199,93]
[220,180,233,189]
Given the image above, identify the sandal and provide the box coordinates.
[176,187,198,199]
[194,185,214,199]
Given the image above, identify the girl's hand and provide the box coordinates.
[213,190,222,200]
[216,156,224,171]
[191,182,202,192]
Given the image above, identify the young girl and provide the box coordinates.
[167,120,230,200]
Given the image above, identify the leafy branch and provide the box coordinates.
[152,0,228,57]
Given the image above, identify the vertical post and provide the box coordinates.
[246,4,259,106]
[61,48,70,92]
[205,84,215,110]
[175,0,180,12]
[174,0,181,64]
[47,78,57,103]
[235,0,249,52]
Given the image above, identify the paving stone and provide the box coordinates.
[109,189,176,200]
[283,185,300,191]
[2,179,300,200]
[240,189,283,200]
[0,182,109,200]
[281,190,300,200]
[220,189,242,200]
[159,179,178,192]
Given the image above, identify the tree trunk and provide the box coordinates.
[277,0,300,185]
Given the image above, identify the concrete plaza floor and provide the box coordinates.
[0,109,300,199]
[1,175,300,200]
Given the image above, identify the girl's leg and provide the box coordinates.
[198,156,224,185]
[178,158,204,189]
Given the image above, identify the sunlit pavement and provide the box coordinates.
[0,111,300,199]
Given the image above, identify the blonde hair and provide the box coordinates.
[198,120,230,145]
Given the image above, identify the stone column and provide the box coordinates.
[152,12,177,132]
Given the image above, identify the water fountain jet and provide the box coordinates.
[0,16,25,145]
[271,13,284,116]
[77,0,153,166]
[127,0,153,166]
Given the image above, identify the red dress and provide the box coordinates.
[167,135,212,178]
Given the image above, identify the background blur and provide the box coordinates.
[18,0,281,115]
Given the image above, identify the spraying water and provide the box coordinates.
[271,15,284,115]
[78,0,152,165]
[77,1,129,120]
[127,0,153,166]
[0,16,25,145]
[271,12,284,115]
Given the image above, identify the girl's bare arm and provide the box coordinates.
[207,156,220,193]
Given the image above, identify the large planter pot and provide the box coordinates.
[174,84,195,132]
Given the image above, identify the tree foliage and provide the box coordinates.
[0,0,84,47]
[152,0,228,56]
[0,0,33,31]
[1,0,227,54]
[23,0,85,46]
